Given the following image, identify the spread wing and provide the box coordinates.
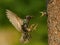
[6,9,23,32]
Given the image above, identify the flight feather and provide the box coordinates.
[6,10,23,32]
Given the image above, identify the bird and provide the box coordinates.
[6,9,38,43]
[40,11,47,17]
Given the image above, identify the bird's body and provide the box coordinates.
[20,19,31,43]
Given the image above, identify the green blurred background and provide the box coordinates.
[0,0,47,45]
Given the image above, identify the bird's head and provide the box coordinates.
[25,15,33,23]
[25,15,33,20]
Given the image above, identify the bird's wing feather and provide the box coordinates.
[6,10,23,32]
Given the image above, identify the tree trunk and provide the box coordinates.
[47,0,60,45]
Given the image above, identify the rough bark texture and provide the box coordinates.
[47,0,60,45]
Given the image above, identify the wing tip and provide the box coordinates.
[6,9,9,13]
[6,9,12,15]
[6,9,10,13]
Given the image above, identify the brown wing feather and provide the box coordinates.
[6,9,23,32]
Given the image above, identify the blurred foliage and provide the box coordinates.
[0,0,47,45]
[0,0,46,26]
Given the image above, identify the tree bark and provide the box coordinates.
[47,0,60,45]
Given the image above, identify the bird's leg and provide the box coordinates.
[30,24,35,29]
[25,24,35,32]
[32,24,38,30]
[28,24,38,31]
